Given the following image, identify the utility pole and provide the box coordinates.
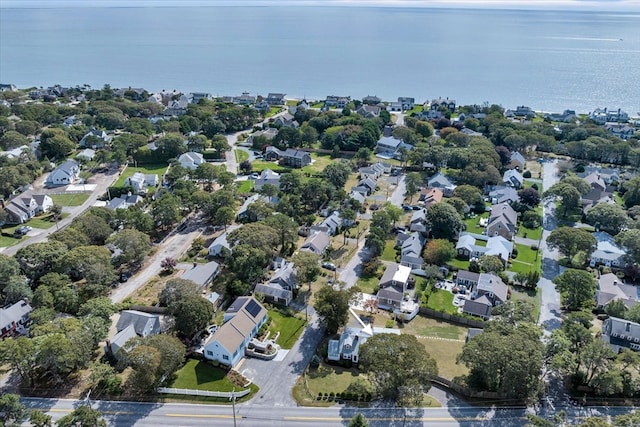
[230,388,237,427]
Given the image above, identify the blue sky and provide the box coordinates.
[1,0,640,9]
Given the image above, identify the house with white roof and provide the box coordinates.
[376,263,412,310]
[178,152,205,170]
[46,159,80,186]
[503,169,524,189]
[203,297,268,367]
[590,231,627,268]
[80,129,112,148]
[456,232,513,266]
[328,308,400,364]
[76,148,96,161]
[0,145,30,160]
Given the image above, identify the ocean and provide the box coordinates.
[1,5,639,114]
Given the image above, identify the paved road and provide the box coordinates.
[21,397,637,427]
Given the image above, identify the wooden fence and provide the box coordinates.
[419,307,486,329]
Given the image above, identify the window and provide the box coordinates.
[207,351,213,356]
[223,355,229,360]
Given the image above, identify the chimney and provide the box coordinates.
[626,322,631,332]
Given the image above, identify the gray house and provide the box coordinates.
[106,310,161,357]
[601,317,640,353]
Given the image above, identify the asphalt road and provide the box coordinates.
[21,397,637,427]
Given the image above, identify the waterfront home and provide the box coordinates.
[266,93,286,106]
[204,297,268,367]
[188,92,212,103]
[544,110,577,123]
[589,108,629,125]
[362,95,381,105]
[324,95,350,109]
[46,159,80,186]
[601,317,640,353]
[430,97,456,112]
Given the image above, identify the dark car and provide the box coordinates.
[119,272,130,283]
[322,262,337,271]
[14,226,32,236]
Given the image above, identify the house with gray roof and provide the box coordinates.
[208,225,240,257]
[601,317,640,353]
[456,232,513,266]
[455,270,480,290]
[503,169,524,189]
[463,296,493,320]
[178,151,205,170]
[0,299,32,339]
[253,169,281,191]
[400,232,425,270]
[595,273,639,311]
[375,136,402,158]
[377,263,412,310]
[356,177,377,195]
[488,185,520,205]
[46,159,80,186]
[486,203,517,240]
[428,173,457,196]
[282,149,311,168]
[249,129,279,148]
[80,129,112,148]
[254,261,297,306]
[357,104,382,118]
[508,151,526,171]
[4,190,53,224]
[105,194,144,210]
[76,148,96,161]
[476,273,509,305]
[324,95,350,109]
[274,112,299,128]
[125,172,159,193]
[107,310,161,357]
[266,93,286,106]
[300,230,331,255]
[311,211,345,236]
[590,231,626,268]
[409,208,428,234]
[180,261,220,288]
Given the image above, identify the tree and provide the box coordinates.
[228,222,279,254]
[422,239,455,265]
[359,334,438,405]
[426,202,464,240]
[155,133,187,160]
[293,251,321,290]
[616,229,640,265]
[57,245,115,289]
[313,285,360,334]
[213,206,235,231]
[405,172,422,203]
[56,405,106,427]
[322,160,352,189]
[518,187,541,207]
[0,393,26,425]
[605,299,628,319]
[625,304,640,323]
[544,182,581,216]
[479,255,505,273]
[159,278,200,307]
[106,228,151,267]
[15,241,68,282]
[264,213,298,253]
[349,414,369,427]
[39,128,75,158]
[29,409,53,427]
[585,203,629,235]
[87,362,122,397]
[622,176,640,208]
[229,244,271,284]
[71,214,114,246]
[353,147,372,167]
[151,193,181,229]
[0,254,20,284]
[170,295,214,337]
[546,227,597,262]
[553,269,597,311]
[78,297,116,321]
[161,257,177,273]
[258,183,279,201]
[194,162,219,190]
[453,184,483,209]
[522,210,541,229]
[383,203,403,228]
[0,130,29,149]
[458,322,544,400]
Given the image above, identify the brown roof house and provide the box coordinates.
[203,297,268,367]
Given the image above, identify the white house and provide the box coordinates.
[503,169,524,188]
[46,160,80,186]
[178,151,205,170]
[125,172,159,193]
[4,190,53,224]
[208,225,240,257]
[590,231,627,268]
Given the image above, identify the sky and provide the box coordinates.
[1,0,640,10]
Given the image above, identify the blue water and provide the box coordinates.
[1,5,639,113]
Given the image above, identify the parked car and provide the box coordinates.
[322,262,337,271]
[14,226,32,236]
[119,272,130,283]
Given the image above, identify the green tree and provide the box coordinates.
[349,413,369,427]
[151,193,181,230]
[422,239,455,265]
[155,132,187,160]
[518,187,541,207]
[322,160,352,189]
[0,130,29,149]
[625,304,640,323]
[544,182,581,216]
[57,245,115,288]
[453,184,483,209]
[258,183,279,201]
[622,176,640,208]
[229,244,271,284]
[383,203,403,228]
[405,172,422,203]
[353,147,372,167]
[0,336,37,386]
[71,214,114,246]
[56,405,107,427]
[77,297,116,321]
[546,227,597,262]
[605,299,628,319]
[213,206,235,231]
[29,409,53,427]
[359,334,438,405]
[479,255,505,273]
[553,269,597,311]
[87,362,123,397]
[615,229,640,265]
[0,393,26,425]
[15,241,68,282]
[293,251,321,291]
[170,295,214,338]
[426,202,464,240]
[585,203,629,235]
[106,228,151,267]
[228,222,279,254]
[313,285,360,334]
[39,128,75,158]
[159,278,200,307]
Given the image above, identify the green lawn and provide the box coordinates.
[267,309,307,349]
[235,149,249,163]
[463,213,488,235]
[357,274,380,295]
[422,286,457,315]
[236,180,254,193]
[510,286,541,322]
[251,160,290,174]
[265,107,281,117]
[50,193,90,206]
[380,239,398,262]
[0,234,23,248]
[509,243,541,274]
[447,257,470,271]
[301,153,334,174]
[114,164,168,187]
[517,225,543,241]
[26,214,58,229]
[170,359,249,392]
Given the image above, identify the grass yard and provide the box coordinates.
[234,149,249,163]
[250,160,290,173]
[26,214,58,229]
[114,164,168,187]
[517,225,543,242]
[50,193,90,206]
[510,286,541,321]
[463,213,488,235]
[381,239,398,262]
[236,180,254,193]
[267,309,307,349]
[422,287,457,315]
[509,243,541,274]
[447,257,470,271]
[0,234,23,248]
[302,153,334,175]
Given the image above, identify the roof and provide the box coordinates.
[428,173,455,188]
[209,297,267,354]
[0,299,32,327]
[489,186,519,204]
[301,230,330,254]
[503,169,524,186]
[115,310,160,336]
[376,136,402,149]
[178,151,204,164]
[255,282,293,302]
[457,270,480,283]
[283,148,310,160]
[180,261,220,287]
[420,188,443,206]
[463,298,492,318]
[509,151,526,166]
[488,203,517,230]
[592,232,626,260]
[597,273,638,308]
[380,263,412,288]
[477,273,509,303]
[108,324,138,354]
[603,317,640,342]
[401,232,424,257]
[208,225,240,254]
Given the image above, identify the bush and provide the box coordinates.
[531,244,538,251]
[523,170,532,178]
[385,319,394,328]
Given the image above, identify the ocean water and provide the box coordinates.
[1,5,639,113]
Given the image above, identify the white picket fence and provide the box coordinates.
[156,387,251,398]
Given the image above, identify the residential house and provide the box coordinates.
[76,148,96,161]
[358,163,385,181]
[590,231,627,268]
[398,97,415,111]
[273,112,299,128]
[106,310,161,356]
[362,95,381,105]
[419,188,443,208]
[282,149,311,168]
[455,232,513,265]
[595,273,639,311]
[125,172,159,193]
[416,109,443,120]
[4,190,53,224]
[589,108,629,125]
[508,151,526,171]
[455,270,480,291]
[208,225,240,257]
[462,297,493,320]
[254,262,297,306]
[178,151,205,170]
[579,166,620,185]
[409,208,428,234]
[204,297,268,366]
[188,92,212,104]
[488,186,520,205]
[324,95,350,109]
[375,136,402,158]
[544,110,577,123]
[300,230,331,255]
[265,93,286,106]
[386,101,403,112]
[355,177,377,195]
[46,160,80,186]
[0,300,33,339]
[253,169,281,191]
[503,169,524,189]
[248,128,279,147]
[263,145,284,161]
[486,203,518,240]
[430,97,456,112]
[348,190,366,205]
[237,194,268,221]
[475,273,509,305]
[604,123,635,140]
[180,261,220,288]
[513,106,536,119]
[233,92,256,105]
[328,308,400,364]
[0,83,17,92]
[376,263,412,310]
[80,129,112,148]
[357,104,381,118]
[601,317,640,353]
[105,194,143,210]
[427,173,457,197]
[311,211,346,236]
[163,94,189,116]
[400,232,425,270]
[1,145,30,160]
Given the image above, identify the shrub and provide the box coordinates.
[523,170,532,178]
[385,319,394,328]
[531,245,538,251]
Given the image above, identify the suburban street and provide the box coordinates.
[20,396,635,427]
